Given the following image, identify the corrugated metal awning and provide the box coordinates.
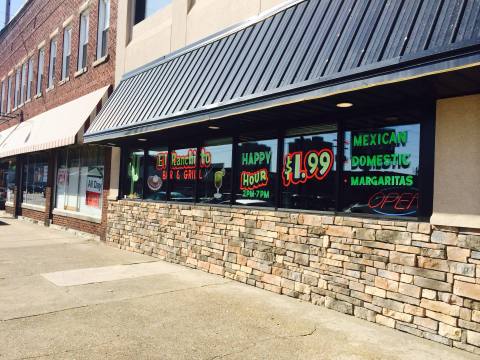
[0,86,109,158]
[85,0,480,143]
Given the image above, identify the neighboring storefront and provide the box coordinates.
[0,87,111,237]
[87,0,480,353]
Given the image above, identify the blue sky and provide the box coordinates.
[0,0,27,30]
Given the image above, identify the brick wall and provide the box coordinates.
[5,204,14,215]
[107,201,480,354]
[19,207,46,223]
[0,0,117,131]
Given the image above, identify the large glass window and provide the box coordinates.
[282,129,337,211]
[198,140,233,204]
[145,147,168,201]
[0,159,16,205]
[342,124,420,217]
[120,119,427,218]
[236,138,277,207]
[169,147,197,202]
[124,149,144,199]
[55,146,105,218]
[22,153,49,207]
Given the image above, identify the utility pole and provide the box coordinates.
[4,0,11,26]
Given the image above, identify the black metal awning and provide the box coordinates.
[85,0,480,143]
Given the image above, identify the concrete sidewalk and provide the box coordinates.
[0,214,477,360]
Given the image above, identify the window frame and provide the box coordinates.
[78,11,89,71]
[0,80,5,114]
[96,0,110,60]
[48,38,57,89]
[6,76,12,113]
[36,48,45,95]
[14,67,21,108]
[20,62,28,104]
[26,57,34,101]
[62,26,72,80]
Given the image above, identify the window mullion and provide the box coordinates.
[335,119,344,213]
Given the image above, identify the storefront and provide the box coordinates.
[85,0,480,353]
[119,116,431,220]
[0,87,111,237]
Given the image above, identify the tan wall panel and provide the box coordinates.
[432,94,480,228]
[261,0,290,11]
[116,0,292,77]
[186,0,261,45]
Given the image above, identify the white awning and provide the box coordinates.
[0,86,109,158]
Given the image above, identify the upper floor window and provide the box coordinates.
[62,26,72,80]
[0,80,5,114]
[48,38,57,88]
[14,68,21,108]
[36,48,45,95]
[20,62,27,104]
[134,0,171,24]
[26,57,34,100]
[78,11,89,71]
[97,0,110,59]
[6,76,12,113]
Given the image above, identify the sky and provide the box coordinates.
[0,0,27,30]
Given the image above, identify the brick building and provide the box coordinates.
[0,0,117,239]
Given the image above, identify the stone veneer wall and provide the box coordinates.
[107,200,480,354]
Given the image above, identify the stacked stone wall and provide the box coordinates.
[107,200,480,354]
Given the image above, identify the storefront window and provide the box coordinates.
[146,147,168,201]
[0,159,16,204]
[125,149,144,199]
[169,147,197,202]
[198,140,232,204]
[55,146,105,218]
[282,131,337,211]
[22,153,49,207]
[120,118,427,218]
[236,138,277,207]
[342,124,420,217]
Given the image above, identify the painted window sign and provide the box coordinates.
[155,148,212,180]
[240,151,272,199]
[86,167,103,208]
[282,148,334,187]
[343,124,420,216]
[236,139,277,206]
[281,132,337,211]
[198,142,232,204]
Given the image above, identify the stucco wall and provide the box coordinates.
[432,94,480,229]
[115,0,289,83]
